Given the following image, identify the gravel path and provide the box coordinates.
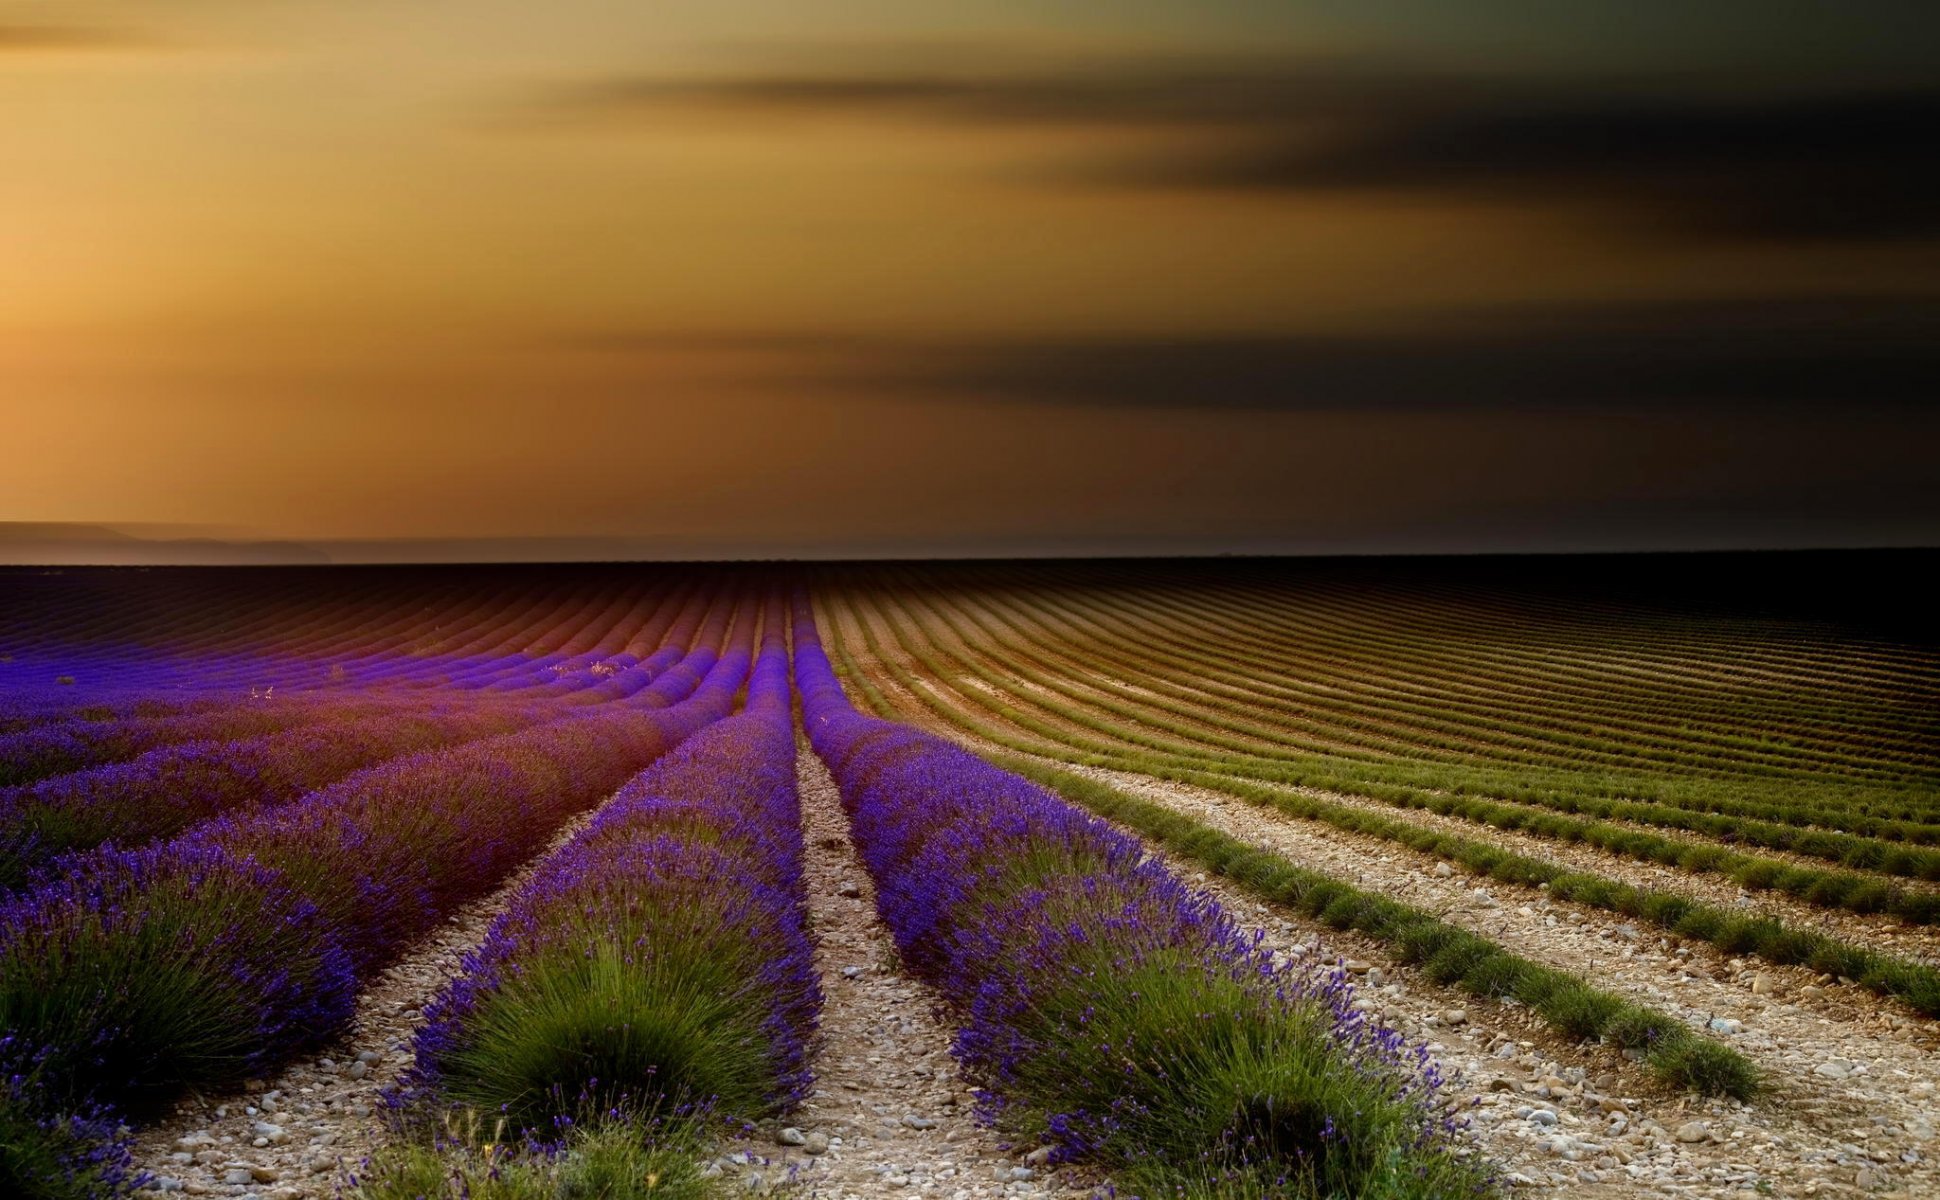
[128,808,607,1199]
[1234,770,1940,965]
[823,593,1940,1193]
[126,739,1096,1200]
[743,749,1100,1199]
[1055,760,1940,1198]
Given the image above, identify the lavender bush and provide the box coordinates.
[0,698,367,788]
[1,1036,145,1200]
[0,619,755,1194]
[792,595,1495,1198]
[0,702,543,890]
[401,603,817,1134]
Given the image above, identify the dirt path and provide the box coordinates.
[128,808,606,1199]
[743,748,1099,1199]
[1171,768,1940,965]
[823,601,1940,1192]
[1052,760,1940,1198]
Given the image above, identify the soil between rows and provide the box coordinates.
[1034,754,1940,1198]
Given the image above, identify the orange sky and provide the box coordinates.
[4,2,1935,557]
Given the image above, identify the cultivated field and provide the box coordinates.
[0,558,1933,1200]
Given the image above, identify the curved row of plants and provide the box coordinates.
[0,695,408,788]
[935,570,1940,796]
[0,571,421,680]
[861,574,1937,834]
[359,606,819,1200]
[981,591,1940,847]
[825,594,1940,1020]
[829,641,1760,1098]
[931,570,1919,784]
[0,569,700,708]
[0,596,741,895]
[0,613,753,1200]
[983,563,1940,775]
[985,563,1938,765]
[6,570,646,709]
[895,573,1940,830]
[867,588,1940,918]
[1003,757,1761,1098]
[0,703,534,892]
[0,571,528,696]
[797,598,1497,1199]
[1076,562,1939,720]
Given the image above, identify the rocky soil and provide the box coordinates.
[1053,759,1940,1198]
[815,598,1940,1194]
[127,752,1105,1200]
[127,808,608,1200]
[743,750,1100,1199]
[124,606,1940,1199]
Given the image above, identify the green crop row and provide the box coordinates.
[867,590,1940,917]
[822,599,1940,1021]
[967,562,1939,765]
[933,571,1930,784]
[996,756,1760,1100]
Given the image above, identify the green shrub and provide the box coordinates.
[1422,939,1495,987]
[354,1112,716,1200]
[1459,954,1530,1000]
[994,757,1762,1099]
[997,956,1495,1200]
[1535,985,1618,1041]
[1651,1039,1760,1101]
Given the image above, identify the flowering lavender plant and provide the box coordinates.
[0,1036,146,1200]
[0,701,546,891]
[792,594,1494,1198]
[0,607,756,1194]
[402,602,819,1137]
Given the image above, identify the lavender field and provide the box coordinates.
[0,561,1934,1200]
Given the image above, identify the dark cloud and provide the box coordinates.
[1117,89,1940,242]
[611,296,1938,413]
[546,55,1940,243]
[544,57,1498,129]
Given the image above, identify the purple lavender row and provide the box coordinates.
[0,628,717,889]
[0,577,699,745]
[0,606,754,1176]
[0,657,632,804]
[0,698,365,789]
[219,580,704,696]
[0,647,648,792]
[0,688,237,736]
[0,692,504,790]
[0,579,699,719]
[791,596,1493,1199]
[323,583,716,698]
[399,599,819,1141]
[0,573,641,696]
[227,580,692,695]
[0,596,737,883]
[0,701,536,892]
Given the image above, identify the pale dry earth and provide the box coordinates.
[822,598,1940,1195]
[128,807,609,1199]
[1043,757,1940,1198]
[126,748,1104,1200]
[744,749,1100,1200]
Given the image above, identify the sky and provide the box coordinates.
[3,1,1936,562]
